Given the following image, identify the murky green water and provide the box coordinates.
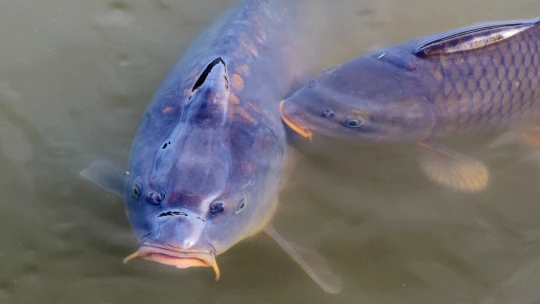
[2,0,540,303]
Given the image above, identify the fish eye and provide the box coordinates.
[149,191,164,205]
[235,193,247,213]
[343,114,365,128]
[322,108,335,118]
[132,183,141,199]
[209,201,224,215]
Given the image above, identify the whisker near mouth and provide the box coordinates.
[158,211,188,218]
[123,251,140,264]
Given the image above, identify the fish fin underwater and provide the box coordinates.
[79,158,343,291]
[488,128,540,167]
[417,141,489,192]
[515,129,540,147]
[80,159,125,197]
[413,20,538,58]
[264,224,343,294]
[490,128,540,148]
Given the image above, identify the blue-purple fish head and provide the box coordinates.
[280,56,437,143]
[120,58,282,278]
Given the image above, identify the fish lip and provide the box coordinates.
[129,243,221,280]
[137,243,215,267]
[279,100,313,141]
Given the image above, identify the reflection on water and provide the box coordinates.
[2,0,540,303]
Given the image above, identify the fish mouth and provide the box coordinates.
[123,244,220,280]
[279,100,313,141]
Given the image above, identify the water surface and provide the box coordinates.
[2,0,540,303]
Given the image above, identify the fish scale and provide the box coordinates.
[421,23,540,135]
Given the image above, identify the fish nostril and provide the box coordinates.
[322,109,335,118]
[157,211,188,218]
[150,191,165,205]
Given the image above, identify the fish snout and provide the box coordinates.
[123,208,221,280]
[153,209,207,250]
[280,100,313,141]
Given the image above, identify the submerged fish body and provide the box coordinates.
[81,0,342,293]
[280,18,540,192]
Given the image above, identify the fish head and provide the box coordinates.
[280,56,437,142]
[123,57,282,278]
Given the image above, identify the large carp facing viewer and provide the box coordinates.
[80,0,342,293]
[280,18,540,192]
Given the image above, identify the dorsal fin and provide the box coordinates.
[183,57,230,127]
[190,57,228,94]
[414,21,537,57]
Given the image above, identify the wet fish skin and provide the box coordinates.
[81,0,342,293]
[280,18,540,192]
[124,0,304,265]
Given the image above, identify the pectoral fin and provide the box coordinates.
[417,141,489,192]
[264,224,343,294]
[80,159,126,197]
